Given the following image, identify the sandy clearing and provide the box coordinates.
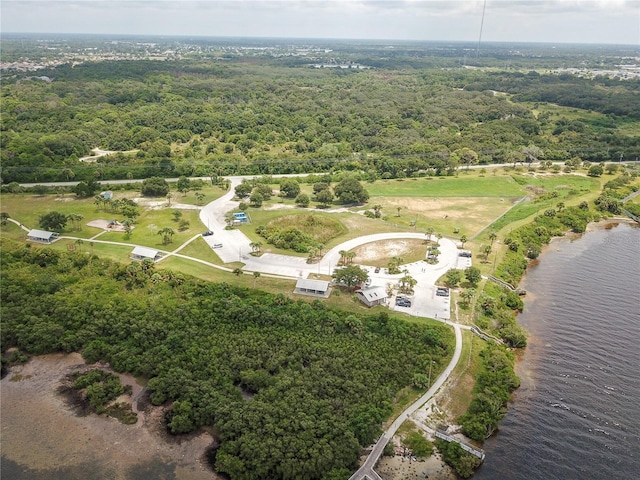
[1,354,218,480]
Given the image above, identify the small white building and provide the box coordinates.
[356,286,388,307]
[26,229,59,243]
[131,246,160,261]
[294,278,331,298]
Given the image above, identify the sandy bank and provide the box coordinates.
[1,353,218,480]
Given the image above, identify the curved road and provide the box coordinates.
[348,323,464,480]
[17,174,474,479]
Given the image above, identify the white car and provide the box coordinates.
[212,243,223,249]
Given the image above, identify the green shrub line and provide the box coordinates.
[443,180,638,475]
[0,240,454,480]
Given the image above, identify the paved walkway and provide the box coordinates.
[14,174,477,478]
[348,324,464,480]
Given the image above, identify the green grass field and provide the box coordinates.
[366,173,524,197]
[1,171,605,284]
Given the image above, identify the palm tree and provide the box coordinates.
[346,251,356,265]
[94,195,104,210]
[483,245,492,262]
[195,192,205,206]
[338,250,348,266]
[460,289,475,307]
[436,233,443,246]
[425,226,434,243]
[372,204,382,218]
[75,238,84,252]
[489,232,497,246]
[250,241,263,255]
[388,256,404,274]
[166,192,173,207]
[122,218,134,239]
[460,234,468,248]
[232,267,243,277]
[399,273,417,295]
[157,227,175,245]
[253,271,261,287]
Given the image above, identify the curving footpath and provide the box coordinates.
[194,177,471,479]
[348,323,463,480]
[15,174,474,478]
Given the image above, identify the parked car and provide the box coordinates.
[212,243,223,249]
[436,287,449,297]
[458,250,472,258]
[395,296,412,307]
[374,266,381,273]
[202,231,214,237]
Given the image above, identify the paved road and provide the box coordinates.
[17,173,474,478]
[348,323,464,480]
[197,176,462,319]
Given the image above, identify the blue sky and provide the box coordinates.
[2,0,639,45]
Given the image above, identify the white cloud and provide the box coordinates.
[1,0,638,44]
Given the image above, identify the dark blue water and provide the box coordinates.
[475,223,640,480]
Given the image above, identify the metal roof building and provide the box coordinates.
[26,229,59,243]
[356,286,388,307]
[294,278,331,298]
[131,246,160,261]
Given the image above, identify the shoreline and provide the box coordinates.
[473,220,640,479]
[3,219,636,480]
[1,353,218,480]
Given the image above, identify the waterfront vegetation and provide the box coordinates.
[0,239,453,479]
[2,37,640,479]
[67,369,138,424]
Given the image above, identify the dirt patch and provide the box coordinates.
[384,197,506,224]
[86,219,127,232]
[376,451,456,480]
[1,353,218,480]
[264,203,296,210]
[351,239,427,265]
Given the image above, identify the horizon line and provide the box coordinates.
[2,32,638,48]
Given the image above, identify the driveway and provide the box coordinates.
[198,183,461,319]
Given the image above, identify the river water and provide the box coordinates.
[474,222,640,480]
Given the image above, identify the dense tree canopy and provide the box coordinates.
[333,265,369,288]
[0,241,453,479]
[141,176,170,196]
[333,177,370,204]
[2,55,637,184]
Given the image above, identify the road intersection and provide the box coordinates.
[195,176,473,479]
[18,174,476,478]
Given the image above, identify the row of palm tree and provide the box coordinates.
[338,250,356,266]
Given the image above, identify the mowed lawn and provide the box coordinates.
[0,191,207,248]
[366,173,525,197]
